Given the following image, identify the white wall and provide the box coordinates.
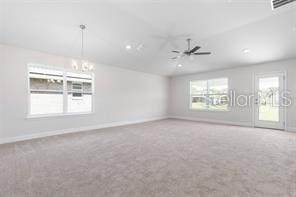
[1,45,169,140]
[0,45,3,138]
[169,59,296,129]
[2,44,295,142]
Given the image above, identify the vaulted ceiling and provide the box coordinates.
[1,0,296,76]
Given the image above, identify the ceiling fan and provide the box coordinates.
[171,38,211,59]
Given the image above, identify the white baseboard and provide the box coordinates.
[169,115,253,127]
[286,127,296,133]
[170,116,296,133]
[1,116,294,145]
[0,116,168,145]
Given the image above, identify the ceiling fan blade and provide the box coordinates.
[172,50,181,53]
[190,46,201,53]
[193,52,211,55]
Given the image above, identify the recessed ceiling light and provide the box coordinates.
[242,48,250,53]
[125,45,132,50]
[177,64,183,67]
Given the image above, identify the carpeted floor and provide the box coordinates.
[0,119,296,197]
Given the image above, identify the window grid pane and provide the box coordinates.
[208,78,228,94]
[30,92,63,115]
[66,72,93,114]
[190,80,207,95]
[191,95,207,110]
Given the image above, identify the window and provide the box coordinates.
[190,78,228,111]
[29,67,64,115]
[28,66,94,116]
[66,72,93,113]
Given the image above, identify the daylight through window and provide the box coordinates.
[29,66,94,116]
[190,78,228,111]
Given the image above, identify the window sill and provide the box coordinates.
[26,112,94,119]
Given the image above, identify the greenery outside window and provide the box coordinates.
[190,78,228,111]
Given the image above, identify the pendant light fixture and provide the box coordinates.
[72,24,94,72]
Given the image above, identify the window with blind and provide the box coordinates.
[28,66,94,116]
[190,78,228,111]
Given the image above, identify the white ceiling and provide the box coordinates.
[1,0,296,76]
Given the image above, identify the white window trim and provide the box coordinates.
[27,64,95,118]
[189,78,229,112]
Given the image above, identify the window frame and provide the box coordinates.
[189,78,229,112]
[27,64,95,118]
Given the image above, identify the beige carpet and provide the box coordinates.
[0,119,296,197]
